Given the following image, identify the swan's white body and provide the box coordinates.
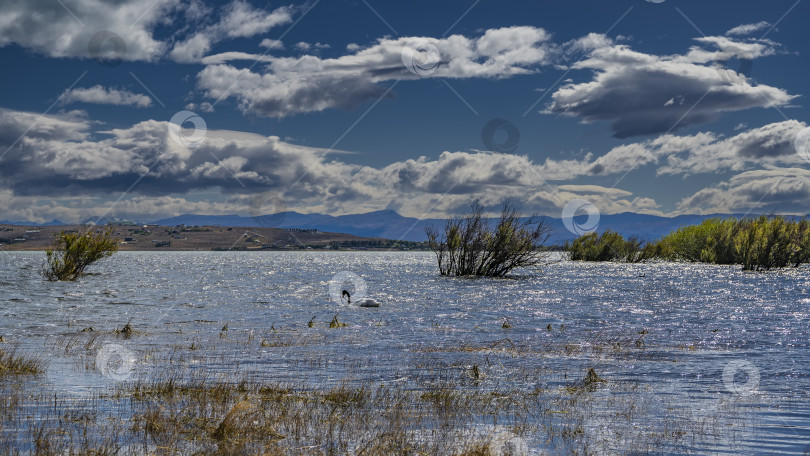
[342,290,380,307]
[355,298,381,308]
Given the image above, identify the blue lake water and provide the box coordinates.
[1,251,809,454]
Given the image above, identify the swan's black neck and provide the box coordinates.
[341,290,351,304]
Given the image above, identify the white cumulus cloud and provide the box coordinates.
[0,0,178,61]
[198,26,554,118]
[676,168,810,214]
[0,107,660,222]
[59,85,152,108]
[546,35,795,138]
[726,21,771,36]
[169,1,292,63]
[537,120,807,179]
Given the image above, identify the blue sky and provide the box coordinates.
[0,0,808,223]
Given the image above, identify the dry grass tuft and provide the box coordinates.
[0,348,44,377]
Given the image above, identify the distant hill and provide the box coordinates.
[152,210,444,243]
[9,211,801,244]
[0,223,394,251]
[0,219,64,226]
[149,211,790,243]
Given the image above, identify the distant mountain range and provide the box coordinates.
[6,211,803,243]
[150,210,444,242]
[0,219,65,226]
[148,211,784,243]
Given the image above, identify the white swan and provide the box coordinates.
[342,290,380,307]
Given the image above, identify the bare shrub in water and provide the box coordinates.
[426,200,552,277]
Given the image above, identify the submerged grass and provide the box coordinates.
[0,348,44,377]
[0,360,750,455]
[0,323,763,455]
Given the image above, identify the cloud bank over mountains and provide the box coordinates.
[0,105,805,223]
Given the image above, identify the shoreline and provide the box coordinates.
[0,223,428,252]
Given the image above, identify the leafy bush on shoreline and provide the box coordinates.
[43,227,118,281]
[565,230,649,263]
[658,216,810,270]
[426,201,552,276]
[657,218,740,264]
[566,216,810,271]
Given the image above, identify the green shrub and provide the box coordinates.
[568,216,810,270]
[654,216,809,271]
[793,220,810,267]
[426,200,551,276]
[566,230,648,263]
[43,227,119,281]
[658,218,740,264]
[734,216,806,271]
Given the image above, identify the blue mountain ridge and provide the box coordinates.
[143,211,796,243]
[7,211,802,243]
[0,219,64,226]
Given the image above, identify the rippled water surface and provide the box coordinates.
[2,251,809,454]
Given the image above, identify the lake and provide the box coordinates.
[1,251,809,454]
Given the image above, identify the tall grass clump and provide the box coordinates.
[0,348,44,376]
[426,200,551,277]
[734,216,810,270]
[658,216,810,270]
[566,230,651,263]
[568,216,810,271]
[657,218,740,264]
[43,227,118,281]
